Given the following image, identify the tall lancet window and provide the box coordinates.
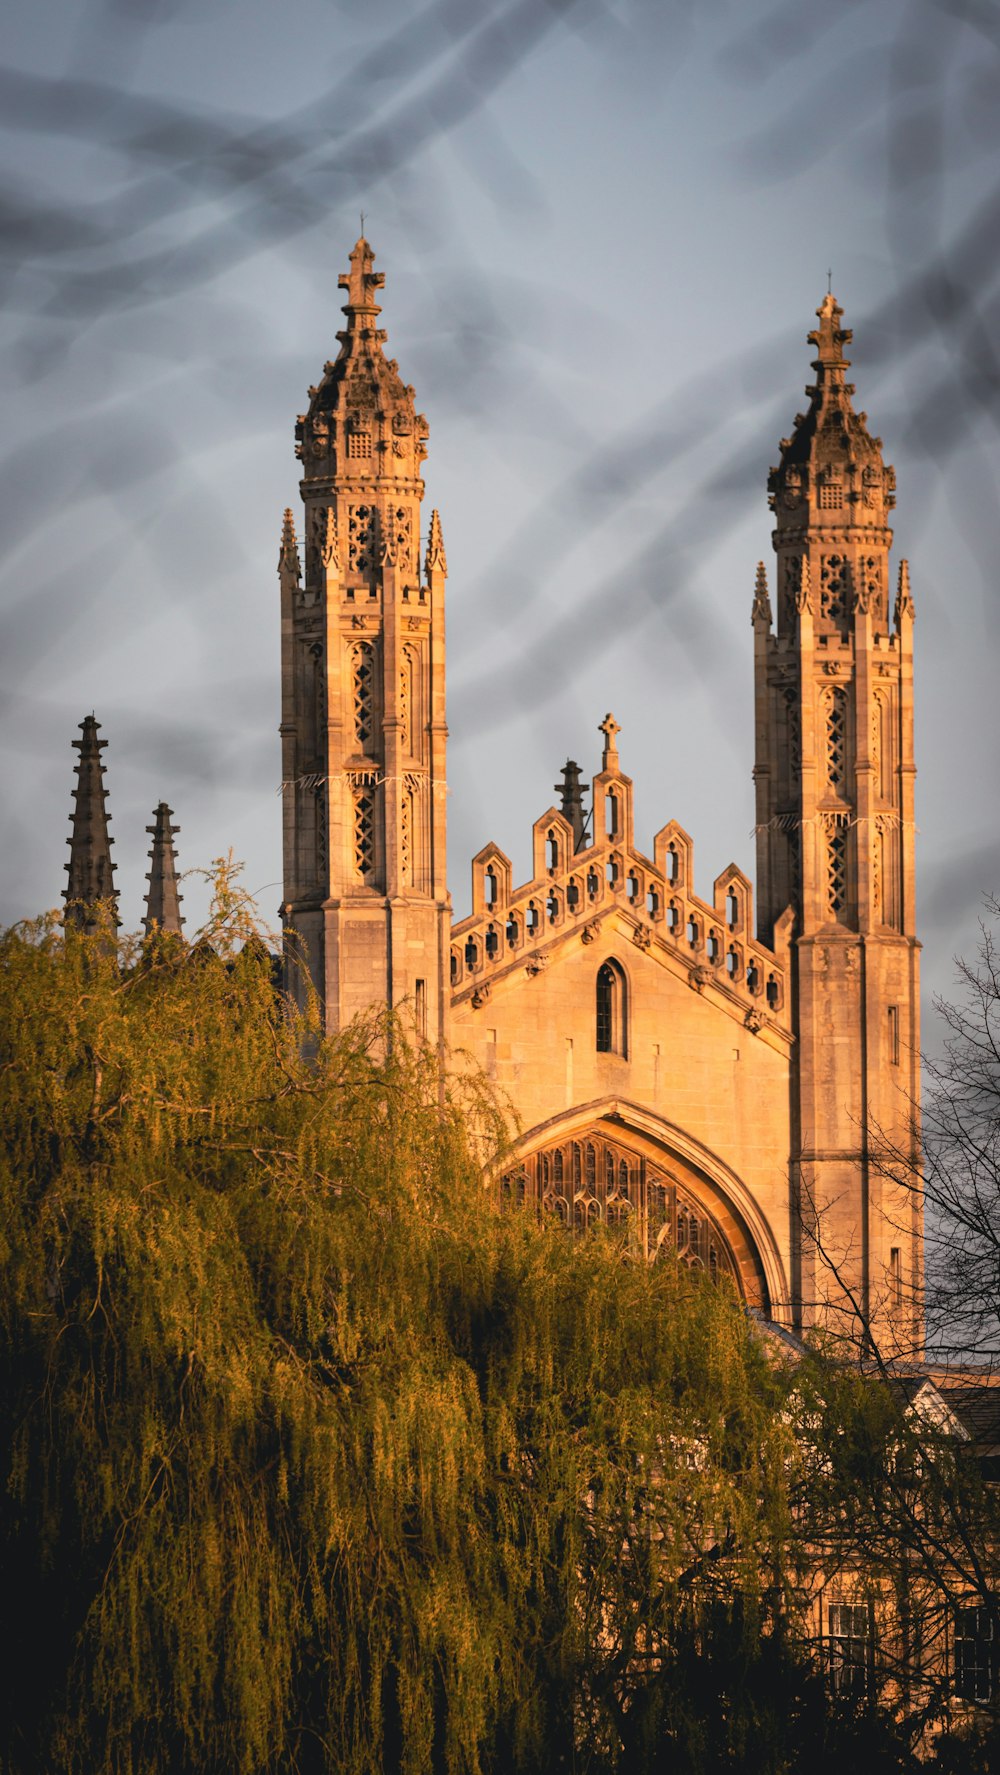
[825,688,849,797]
[352,642,377,756]
[596,960,627,1057]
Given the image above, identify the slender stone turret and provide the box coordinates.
[143,803,184,936]
[64,715,117,933]
[280,236,450,1046]
[753,292,920,1341]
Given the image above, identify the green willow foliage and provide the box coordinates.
[1,882,807,1775]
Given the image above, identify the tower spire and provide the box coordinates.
[425,509,447,576]
[64,714,117,933]
[143,802,184,937]
[555,759,590,852]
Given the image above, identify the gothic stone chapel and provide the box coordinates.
[280,236,917,1338]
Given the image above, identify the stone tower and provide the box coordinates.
[64,714,118,933]
[753,293,920,1339]
[279,237,450,1045]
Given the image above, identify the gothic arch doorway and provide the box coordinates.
[500,1105,781,1316]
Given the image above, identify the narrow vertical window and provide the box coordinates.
[955,1606,995,1703]
[596,960,627,1057]
[415,978,427,1039]
[888,1005,900,1066]
[827,827,848,917]
[352,642,376,753]
[827,1603,873,1698]
[890,1247,902,1309]
[825,688,849,795]
[352,787,376,882]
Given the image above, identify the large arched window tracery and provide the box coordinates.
[499,1127,740,1288]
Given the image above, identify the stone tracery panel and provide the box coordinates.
[500,1126,739,1286]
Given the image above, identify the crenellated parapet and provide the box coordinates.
[451,718,791,1037]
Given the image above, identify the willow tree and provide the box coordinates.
[1,877,839,1775]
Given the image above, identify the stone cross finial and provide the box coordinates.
[599,712,621,772]
[338,235,384,313]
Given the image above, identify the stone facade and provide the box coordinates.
[279,243,922,1339]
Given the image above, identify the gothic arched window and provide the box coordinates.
[596,960,627,1057]
[825,687,849,796]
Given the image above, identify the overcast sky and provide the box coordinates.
[1,0,997,1033]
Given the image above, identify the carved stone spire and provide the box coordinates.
[768,292,896,639]
[278,508,300,585]
[425,509,447,576]
[64,715,117,932]
[293,235,429,549]
[751,561,772,627]
[143,802,184,937]
[555,759,590,852]
[895,557,914,625]
[320,505,339,572]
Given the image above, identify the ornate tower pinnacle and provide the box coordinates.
[425,509,447,576]
[64,715,117,933]
[143,802,184,936]
[751,561,771,627]
[281,237,449,1045]
[768,291,896,639]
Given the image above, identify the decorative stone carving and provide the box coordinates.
[782,467,804,509]
[894,558,914,625]
[751,562,772,626]
[471,983,491,1010]
[632,924,652,951]
[744,1007,767,1035]
[794,557,813,617]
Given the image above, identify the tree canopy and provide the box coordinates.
[0,880,991,1773]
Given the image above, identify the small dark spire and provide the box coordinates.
[555,759,590,853]
[143,803,184,937]
[64,714,118,932]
